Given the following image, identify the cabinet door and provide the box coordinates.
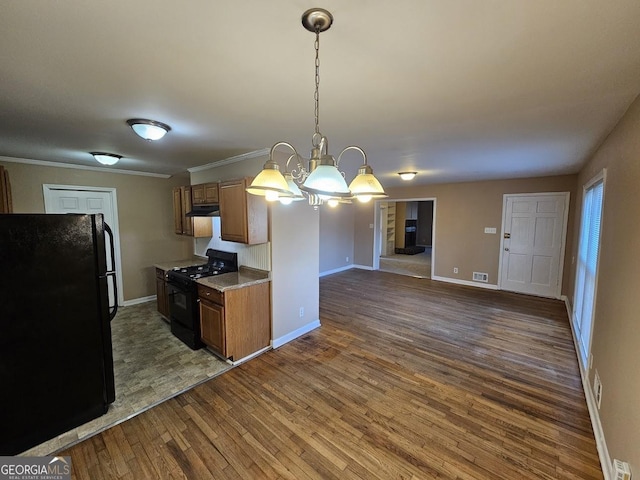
[219,179,248,243]
[192,184,205,204]
[182,186,194,236]
[155,274,169,318]
[200,300,226,356]
[173,187,183,234]
[204,183,219,203]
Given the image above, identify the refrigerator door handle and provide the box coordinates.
[104,222,118,321]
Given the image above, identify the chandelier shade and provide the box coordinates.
[301,163,351,198]
[245,160,292,200]
[246,8,386,207]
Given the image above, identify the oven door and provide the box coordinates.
[167,281,194,328]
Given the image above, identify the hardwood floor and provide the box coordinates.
[61,270,602,479]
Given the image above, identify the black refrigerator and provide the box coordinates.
[0,214,117,455]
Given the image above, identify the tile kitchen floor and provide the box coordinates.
[23,301,231,456]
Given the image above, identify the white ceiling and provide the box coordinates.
[1,1,639,188]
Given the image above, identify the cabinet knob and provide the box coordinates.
[206,292,210,296]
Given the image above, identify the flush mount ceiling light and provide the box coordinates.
[126,118,171,141]
[398,171,417,181]
[90,152,122,166]
[246,8,387,207]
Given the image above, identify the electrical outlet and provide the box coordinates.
[346,256,349,263]
[453,267,459,274]
[299,307,304,318]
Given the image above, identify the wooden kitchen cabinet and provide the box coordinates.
[172,187,183,234]
[0,166,13,213]
[172,186,212,237]
[155,268,170,318]
[182,186,194,236]
[219,177,267,244]
[192,182,219,205]
[198,281,270,362]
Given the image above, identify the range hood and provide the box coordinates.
[185,204,219,217]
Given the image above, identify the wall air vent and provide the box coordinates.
[612,459,631,480]
[473,272,489,282]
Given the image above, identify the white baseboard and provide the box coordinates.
[272,319,321,349]
[353,264,374,271]
[320,264,353,277]
[563,297,611,480]
[431,275,499,290]
[122,295,156,307]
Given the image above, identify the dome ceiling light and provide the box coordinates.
[398,171,417,181]
[126,119,171,141]
[246,8,387,207]
[90,152,122,166]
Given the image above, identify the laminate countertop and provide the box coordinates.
[195,267,270,293]
[154,256,207,272]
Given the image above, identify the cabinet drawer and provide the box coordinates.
[197,284,223,304]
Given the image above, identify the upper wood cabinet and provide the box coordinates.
[0,166,13,213]
[172,187,183,234]
[182,186,194,236]
[172,186,212,237]
[219,177,268,245]
[192,182,219,205]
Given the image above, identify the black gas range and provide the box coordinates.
[166,249,238,349]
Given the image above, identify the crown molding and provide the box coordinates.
[187,148,269,173]
[0,155,171,178]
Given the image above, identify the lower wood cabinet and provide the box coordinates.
[198,281,270,361]
[155,268,169,318]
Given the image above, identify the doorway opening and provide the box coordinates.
[376,199,435,278]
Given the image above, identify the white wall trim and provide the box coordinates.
[353,264,374,271]
[1,155,171,178]
[272,319,321,349]
[122,295,156,307]
[432,275,499,290]
[187,148,270,173]
[320,264,354,277]
[563,297,611,480]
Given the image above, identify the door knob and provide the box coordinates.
[504,247,510,251]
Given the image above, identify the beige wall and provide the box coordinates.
[190,153,321,345]
[271,201,320,342]
[319,205,354,274]
[354,175,578,291]
[568,94,640,472]
[0,160,192,301]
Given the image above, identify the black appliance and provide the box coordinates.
[405,219,417,247]
[0,213,118,455]
[185,204,219,217]
[166,249,237,349]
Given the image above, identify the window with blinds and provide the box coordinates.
[573,173,605,365]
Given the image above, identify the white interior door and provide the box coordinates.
[43,185,124,306]
[499,193,569,298]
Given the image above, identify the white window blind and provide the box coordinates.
[573,177,604,364]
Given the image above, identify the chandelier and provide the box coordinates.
[246,8,387,207]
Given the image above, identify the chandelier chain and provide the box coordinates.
[314,28,321,139]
